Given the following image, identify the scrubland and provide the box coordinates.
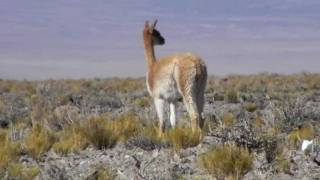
[0,73,320,179]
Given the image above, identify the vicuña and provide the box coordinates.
[143,20,207,136]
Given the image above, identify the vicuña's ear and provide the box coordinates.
[152,19,158,28]
[145,21,149,29]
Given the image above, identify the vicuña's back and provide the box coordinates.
[143,20,207,135]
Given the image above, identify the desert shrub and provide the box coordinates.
[199,144,253,179]
[288,123,314,148]
[52,124,89,155]
[165,127,202,152]
[7,163,40,180]
[222,113,235,127]
[24,124,56,159]
[0,130,21,169]
[243,102,257,112]
[226,89,239,103]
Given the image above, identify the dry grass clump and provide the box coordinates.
[243,102,257,112]
[0,130,21,169]
[222,113,235,127]
[112,113,141,142]
[24,124,56,159]
[165,127,202,152]
[81,117,118,150]
[7,163,40,180]
[81,114,140,150]
[138,125,166,146]
[226,89,239,103]
[132,97,151,108]
[199,144,253,179]
[274,147,290,174]
[52,124,89,155]
[54,114,140,153]
[288,123,315,148]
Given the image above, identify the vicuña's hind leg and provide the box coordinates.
[183,93,201,132]
[154,98,165,136]
[196,86,206,129]
[169,102,177,128]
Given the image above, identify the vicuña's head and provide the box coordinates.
[143,20,165,46]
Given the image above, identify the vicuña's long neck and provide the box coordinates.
[144,39,156,68]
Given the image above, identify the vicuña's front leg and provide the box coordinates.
[154,98,165,136]
[169,102,177,128]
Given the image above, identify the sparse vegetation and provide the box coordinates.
[1,74,320,178]
[199,144,253,179]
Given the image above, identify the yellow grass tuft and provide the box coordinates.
[7,163,40,180]
[222,113,235,127]
[243,102,257,112]
[199,144,253,179]
[112,113,140,142]
[132,97,151,108]
[53,124,89,155]
[165,127,202,152]
[24,124,56,159]
[226,89,239,103]
[0,130,21,169]
[81,117,118,149]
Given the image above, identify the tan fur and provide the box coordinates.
[143,21,207,133]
